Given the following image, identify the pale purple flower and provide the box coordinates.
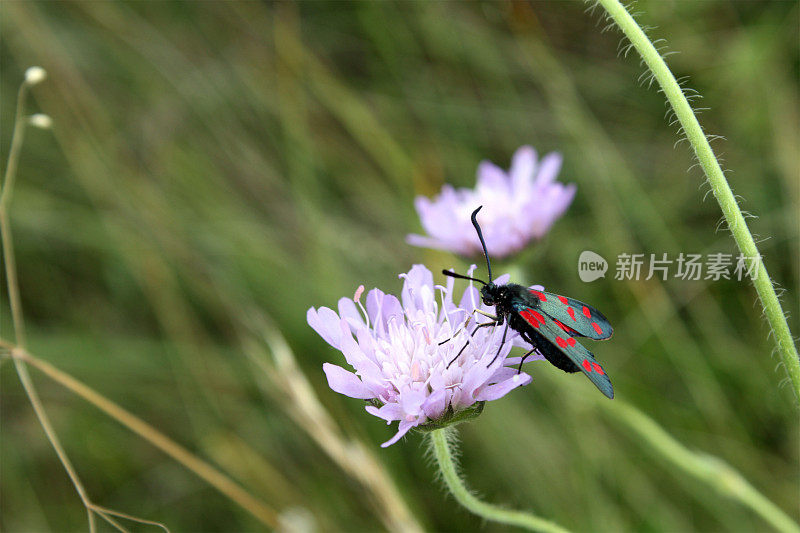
[408,146,576,258]
[308,265,541,447]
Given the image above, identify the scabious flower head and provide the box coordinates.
[408,146,576,258]
[308,265,540,447]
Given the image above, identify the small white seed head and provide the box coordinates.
[28,113,53,129]
[24,66,47,85]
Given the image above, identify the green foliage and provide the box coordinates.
[1,1,797,531]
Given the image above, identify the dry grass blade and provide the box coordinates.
[1,71,171,533]
[3,343,279,529]
[241,312,423,533]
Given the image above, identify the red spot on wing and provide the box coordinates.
[592,322,603,335]
[567,307,576,321]
[568,337,576,346]
[558,296,569,305]
[582,306,591,318]
[582,360,592,372]
[530,290,547,302]
[520,309,546,329]
[520,309,538,328]
[556,336,567,348]
[592,363,604,375]
[553,319,579,335]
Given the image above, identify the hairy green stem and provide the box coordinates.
[604,401,800,533]
[593,0,800,400]
[429,429,570,533]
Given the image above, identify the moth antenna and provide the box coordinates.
[470,206,493,282]
[442,270,486,285]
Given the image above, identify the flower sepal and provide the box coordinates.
[413,402,485,433]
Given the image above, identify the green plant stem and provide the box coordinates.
[593,0,800,400]
[429,429,570,533]
[603,401,800,533]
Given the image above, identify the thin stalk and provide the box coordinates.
[603,400,800,533]
[2,72,98,533]
[90,504,170,533]
[9,356,98,533]
[2,79,30,346]
[5,343,278,529]
[429,428,570,533]
[0,71,230,531]
[592,0,800,400]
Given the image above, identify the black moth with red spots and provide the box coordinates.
[443,207,615,399]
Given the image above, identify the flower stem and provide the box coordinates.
[429,428,570,533]
[2,72,100,533]
[592,0,800,400]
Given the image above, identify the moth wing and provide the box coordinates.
[526,289,612,340]
[518,306,614,399]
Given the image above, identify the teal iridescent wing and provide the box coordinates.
[518,306,614,399]
[526,289,613,341]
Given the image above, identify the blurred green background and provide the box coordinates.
[2,1,798,531]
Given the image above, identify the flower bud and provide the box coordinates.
[28,114,52,129]
[24,67,47,86]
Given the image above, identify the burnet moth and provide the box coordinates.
[443,206,615,399]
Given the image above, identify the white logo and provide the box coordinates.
[578,251,608,282]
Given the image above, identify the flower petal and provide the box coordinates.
[460,362,495,401]
[400,387,427,416]
[339,322,383,382]
[365,402,404,422]
[380,419,416,448]
[400,265,434,315]
[494,273,511,286]
[365,288,388,337]
[422,388,447,419]
[338,297,365,332]
[322,363,374,399]
[307,307,343,349]
[534,152,563,187]
[510,145,537,190]
[406,234,450,251]
[475,372,532,401]
[503,352,544,368]
[477,161,508,192]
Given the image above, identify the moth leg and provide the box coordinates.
[439,308,495,346]
[446,321,497,368]
[516,347,537,374]
[438,313,475,346]
[475,309,500,322]
[486,321,509,367]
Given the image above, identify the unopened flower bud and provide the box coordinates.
[28,114,52,129]
[24,67,47,86]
